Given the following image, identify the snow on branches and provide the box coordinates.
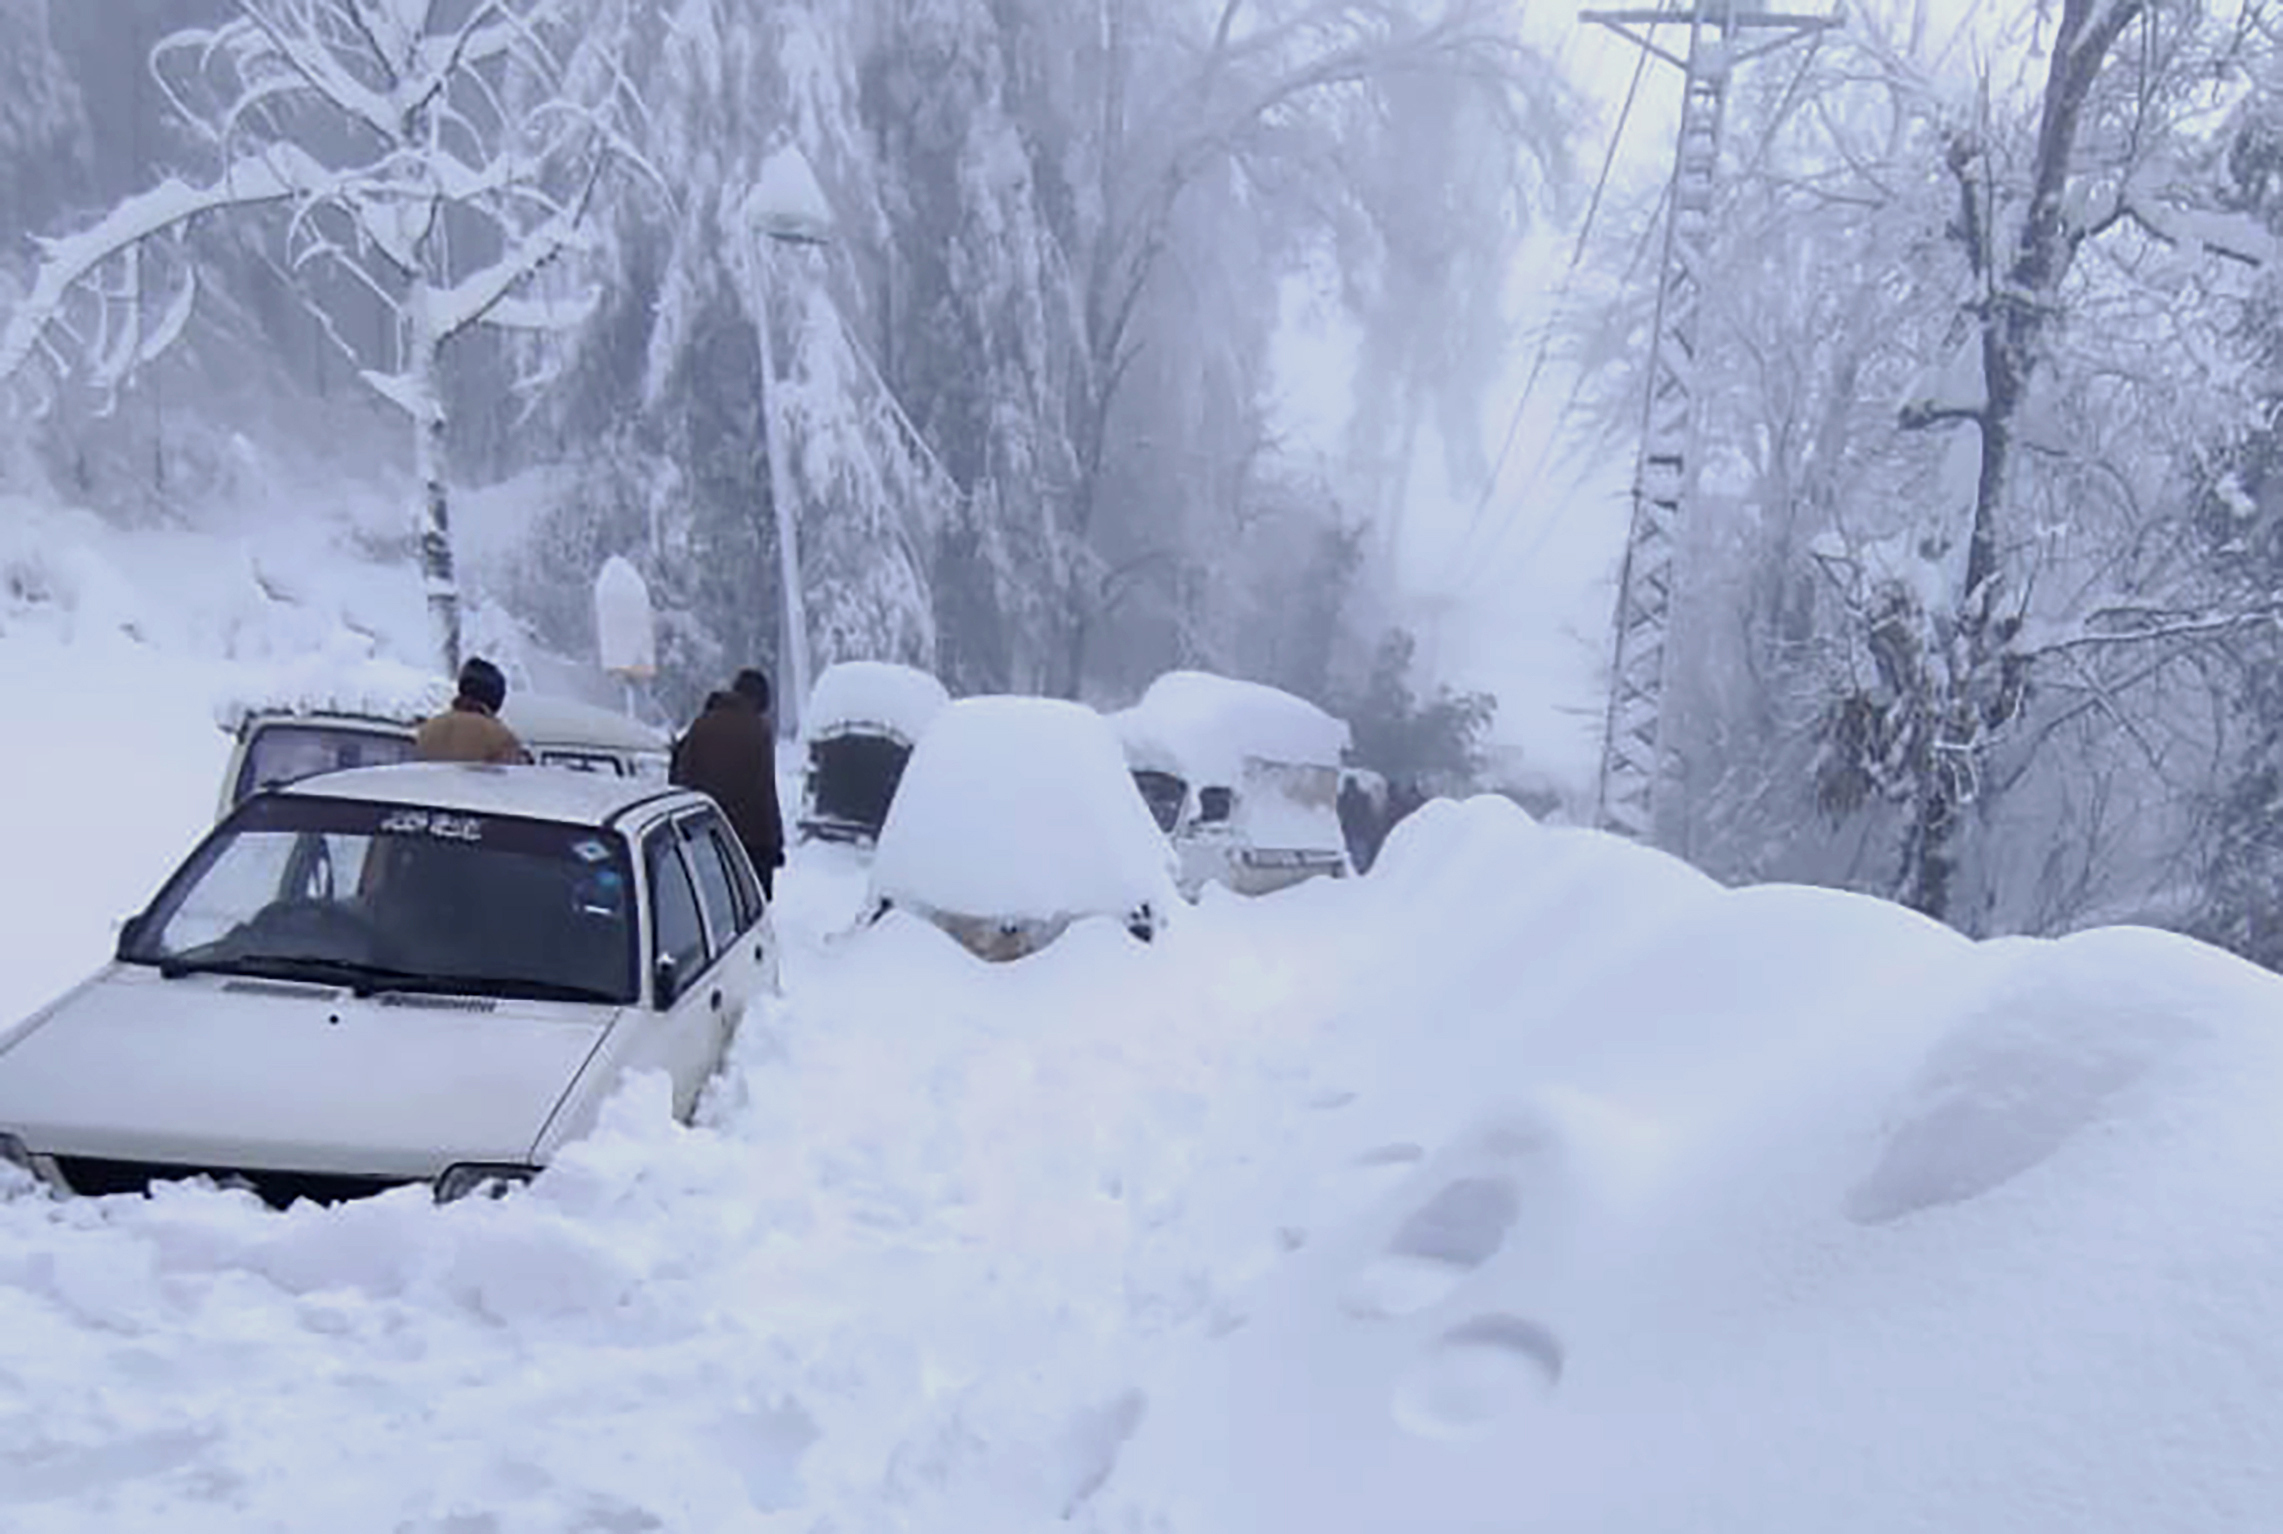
[0,0,654,670]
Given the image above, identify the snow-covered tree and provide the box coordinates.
[1566,2,2276,930]
[0,0,653,672]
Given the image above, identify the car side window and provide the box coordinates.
[706,818,765,926]
[680,815,745,946]
[645,829,709,981]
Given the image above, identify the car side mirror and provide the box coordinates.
[115,913,146,959]
[653,954,680,1010]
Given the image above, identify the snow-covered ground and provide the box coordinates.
[6,501,2283,1530]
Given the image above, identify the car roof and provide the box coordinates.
[500,693,668,752]
[235,695,666,753]
[277,762,693,827]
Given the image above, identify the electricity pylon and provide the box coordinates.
[1583,2,1837,840]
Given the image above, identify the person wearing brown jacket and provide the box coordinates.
[670,668,786,897]
[415,657,528,765]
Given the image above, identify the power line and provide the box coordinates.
[1460,14,1829,600]
[1433,21,1653,595]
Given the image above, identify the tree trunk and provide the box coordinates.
[1896,0,2145,926]
[409,314,460,675]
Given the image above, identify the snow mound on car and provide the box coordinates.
[1115,670,1349,787]
[802,659,949,745]
[869,695,1177,926]
[213,652,451,735]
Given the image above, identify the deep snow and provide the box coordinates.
[5,502,2283,1531]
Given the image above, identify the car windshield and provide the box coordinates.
[1131,769,1186,834]
[124,794,637,1004]
[234,722,419,806]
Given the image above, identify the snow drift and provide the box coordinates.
[6,563,2283,1531]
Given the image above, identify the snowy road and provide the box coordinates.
[9,585,2283,1528]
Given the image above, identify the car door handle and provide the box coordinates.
[709,989,725,1013]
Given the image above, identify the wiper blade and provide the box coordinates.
[157,954,424,995]
[157,956,624,1006]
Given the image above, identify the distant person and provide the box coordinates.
[671,667,787,897]
[1338,773,1383,874]
[415,656,527,765]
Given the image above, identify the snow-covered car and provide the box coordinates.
[1109,670,1354,899]
[216,664,670,819]
[865,696,1179,961]
[0,763,776,1208]
[795,659,950,848]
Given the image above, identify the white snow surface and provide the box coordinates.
[800,658,948,745]
[866,694,1179,926]
[8,512,2283,1530]
[1119,669,1350,787]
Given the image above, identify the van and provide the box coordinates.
[216,667,668,820]
[1110,671,1354,898]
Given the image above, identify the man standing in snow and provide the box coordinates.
[671,668,787,898]
[415,656,527,765]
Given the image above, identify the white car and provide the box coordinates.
[216,676,671,821]
[0,764,776,1208]
[866,695,1180,961]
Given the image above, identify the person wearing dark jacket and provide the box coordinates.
[415,657,528,764]
[670,668,787,897]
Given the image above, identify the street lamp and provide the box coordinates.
[745,142,835,741]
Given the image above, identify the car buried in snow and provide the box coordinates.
[215,665,670,821]
[794,659,950,849]
[1109,671,1355,900]
[0,763,775,1209]
[863,695,1181,962]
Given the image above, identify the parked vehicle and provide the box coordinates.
[795,660,950,847]
[865,696,1179,961]
[216,667,669,820]
[1110,671,1354,899]
[0,763,774,1208]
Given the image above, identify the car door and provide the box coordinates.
[676,810,765,1047]
[706,814,779,995]
[641,822,723,1119]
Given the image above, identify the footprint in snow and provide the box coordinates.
[1392,1314,1566,1441]
[1341,1174,1520,1319]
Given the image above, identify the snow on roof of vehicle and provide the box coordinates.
[216,657,663,752]
[214,656,451,735]
[278,762,683,825]
[1117,670,1350,786]
[501,692,666,753]
[803,660,950,745]
[869,696,1178,924]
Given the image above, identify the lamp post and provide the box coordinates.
[747,143,835,741]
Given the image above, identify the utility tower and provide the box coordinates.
[1582,2,1836,840]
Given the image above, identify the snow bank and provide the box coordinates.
[1118,669,1349,787]
[801,658,949,744]
[1085,803,2283,1534]
[11,574,2283,1533]
[869,695,1177,926]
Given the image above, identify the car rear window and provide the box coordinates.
[235,723,419,805]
